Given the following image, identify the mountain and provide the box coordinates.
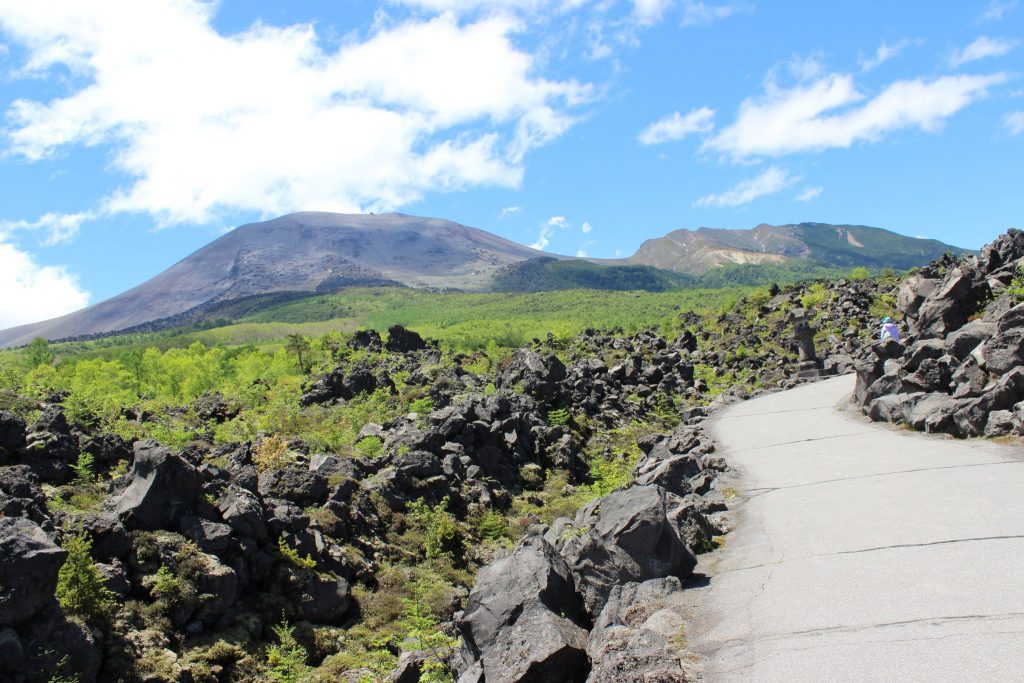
[0,212,549,347]
[628,222,969,275]
[0,214,969,348]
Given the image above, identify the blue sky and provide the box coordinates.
[0,0,1021,328]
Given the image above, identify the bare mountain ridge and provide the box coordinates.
[0,214,968,347]
[627,222,966,274]
[0,212,547,347]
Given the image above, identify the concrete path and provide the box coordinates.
[689,374,1024,682]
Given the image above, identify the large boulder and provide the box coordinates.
[300,363,388,406]
[0,517,66,627]
[586,578,691,683]
[0,411,26,464]
[258,466,328,507]
[23,406,79,483]
[944,320,996,361]
[550,485,697,618]
[385,325,429,353]
[111,440,203,531]
[496,350,567,403]
[978,328,1024,377]
[0,465,49,524]
[217,484,268,542]
[458,536,589,683]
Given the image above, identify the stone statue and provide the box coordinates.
[789,308,821,378]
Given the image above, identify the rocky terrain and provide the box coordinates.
[0,271,924,682]
[855,228,1024,438]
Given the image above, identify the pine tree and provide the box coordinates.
[55,529,115,622]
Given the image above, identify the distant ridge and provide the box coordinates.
[0,214,969,347]
[627,222,969,275]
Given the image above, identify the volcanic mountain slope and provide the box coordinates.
[628,222,969,275]
[0,212,549,347]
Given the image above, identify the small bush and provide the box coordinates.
[277,537,317,569]
[409,396,434,415]
[407,498,461,560]
[354,435,384,458]
[1008,264,1024,302]
[253,435,295,473]
[546,407,571,426]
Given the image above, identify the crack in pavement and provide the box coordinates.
[741,459,1019,497]
[721,431,871,455]
[716,534,1024,575]
[716,405,838,419]
[714,611,1024,651]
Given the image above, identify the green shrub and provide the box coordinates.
[409,396,434,415]
[848,266,871,280]
[407,498,461,560]
[1008,264,1024,302]
[56,529,115,622]
[354,435,384,458]
[71,452,95,483]
[546,407,571,426]
[277,537,317,569]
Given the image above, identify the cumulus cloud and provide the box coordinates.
[530,215,569,250]
[694,166,800,208]
[638,107,715,145]
[948,36,1018,66]
[0,1,591,227]
[704,72,1007,160]
[581,221,593,234]
[0,241,90,328]
[859,38,911,72]
[1006,110,1024,134]
[681,1,744,26]
[795,186,823,202]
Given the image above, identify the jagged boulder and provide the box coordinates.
[586,578,691,683]
[496,349,567,403]
[111,440,204,531]
[549,485,697,618]
[386,325,428,353]
[0,465,49,525]
[0,517,66,627]
[349,329,383,351]
[23,406,79,483]
[0,410,26,464]
[300,363,391,406]
[217,484,268,541]
[258,466,328,508]
[458,536,589,683]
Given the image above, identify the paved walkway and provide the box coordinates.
[689,374,1024,682]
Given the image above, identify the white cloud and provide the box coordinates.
[948,36,1018,66]
[1006,110,1024,134]
[631,0,672,26]
[0,241,90,328]
[705,72,1007,160]
[576,248,588,257]
[694,166,800,208]
[530,214,569,250]
[795,186,823,201]
[581,221,593,234]
[500,205,522,218]
[976,0,1019,23]
[0,2,590,227]
[638,107,715,145]
[681,1,742,26]
[859,38,911,72]
[0,211,93,245]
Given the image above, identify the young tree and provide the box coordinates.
[56,529,115,623]
[25,336,54,368]
[285,334,311,373]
